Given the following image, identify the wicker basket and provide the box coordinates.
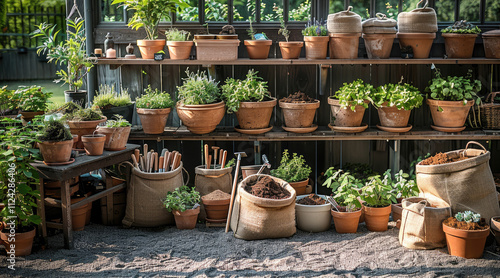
[481,92,500,130]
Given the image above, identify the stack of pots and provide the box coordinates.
[397,3,437,58]
[327,6,362,59]
[362,13,397,59]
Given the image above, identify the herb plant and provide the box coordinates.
[136,85,174,109]
[177,69,220,105]
[455,211,480,223]
[38,119,73,142]
[105,115,131,128]
[93,84,133,109]
[221,69,271,113]
[278,13,290,42]
[270,149,312,183]
[302,19,327,36]
[425,68,482,106]
[372,81,423,110]
[163,185,201,212]
[332,79,374,111]
[165,28,191,41]
[11,85,52,112]
[442,20,481,34]
[360,172,397,207]
[322,168,362,211]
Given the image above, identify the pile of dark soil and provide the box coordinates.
[203,190,230,201]
[420,152,470,165]
[244,176,291,199]
[297,194,326,205]
[443,217,489,231]
[281,91,316,103]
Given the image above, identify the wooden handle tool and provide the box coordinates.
[204,144,209,169]
[221,150,227,169]
[207,154,212,170]
[134,149,140,164]
[131,154,139,169]
[143,144,148,157]
[165,152,173,171]
[173,153,182,170]
[159,156,164,172]
[212,146,220,168]
[219,149,223,165]
[140,155,145,172]
[171,152,179,171]
[163,151,170,171]
[154,152,158,173]
[145,152,150,172]
[149,152,154,173]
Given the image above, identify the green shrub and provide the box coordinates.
[11,85,52,112]
[425,68,481,105]
[270,149,312,182]
[177,69,220,105]
[322,167,362,211]
[221,69,271,113]
[93,84,132,109]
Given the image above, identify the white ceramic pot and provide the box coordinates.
[295,194,332,233]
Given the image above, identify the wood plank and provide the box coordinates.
[37,178,48,247]
[46,183,127,209]
[60,179,73,249]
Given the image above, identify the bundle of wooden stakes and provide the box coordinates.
[130,144,182,173]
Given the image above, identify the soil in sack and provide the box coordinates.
[297,194,326,205]
[204,189,230,201]
[281,91,316,103]
[244,176,291,199]
[443,217,489,230]
[420,152,470,165]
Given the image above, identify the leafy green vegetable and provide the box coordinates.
[372,81,423,110]
[360,172,398,207]
[425,68,482,105]
[177,69,220,105]
[270,149,312,183]
[322,167,362,211]
[332,79,374,111]
[136,85,174,109]
[163,186,200,212]
[221,69,271,113]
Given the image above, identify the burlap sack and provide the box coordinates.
[397,7,437,33]
[327,6,362,33]
[122,162,184,227]
[230,174,296,240]
[195,165,233,220]
[362,13,397,34]
[416,141,500,221]
[399,197,451,249]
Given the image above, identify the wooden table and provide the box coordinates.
[32,144,139,249]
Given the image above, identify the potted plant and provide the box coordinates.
[278,13,303,59]
[165,28,193,60]
[221,69,276,134]
[385,169,419,224]
[425,68,481,131]
[328,79,373,131]
[302,20,329,59]
[244,18,272,59]
[32,17,94,107]
[11,85,52,123]
[270,149,312,195]
[37,118,74,164]
[112,0,188,59]
[163,186,201,229]
[328,6,362,59]
[360,172,397,232]
[372,80,423,132]
[491,216,500,246]
[442,211,490,258]
[295,194,332,233]
[92,84,134,123]
[279,91,320,133]
[194,24,240,61]
[136,85,175,134]
[95,115,131,151]
[441,20,481,59]
[176,69,225,134]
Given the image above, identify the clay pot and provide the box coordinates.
[289,179,309,196]
[173,207,200,229]
[331,208,362,233]
[244,40,272,59]
[71,197,89,231]
[377,103,411,127]
[195,39,240,61]
[0,226,36,256]
[443,223,490,258]
[166,41,193,60]
[194,34,216,40]
[392,203,403,224]
[442,33,477,59]
[68,116,107,149]
[427,99,474,128]
[295,194,331,233]
[137,39,166,59]
[95,126,131,151]
[491,217,500,245]
[38,139,73,163]
[72,134,79,149]
[397,33,436,58]
[21,111,44,123]
[304,36,329,59]
[362,33,396,59]
[176,101,225,134]
[363,205,391,232]
[216,34,238,40]
[235,98,277,129]
[279,99,320,128]
[81,134,106,156]
[328,98,367,127]
[482,30,500,59]
[278,41,303,59]
[241,165,270,179]
[329,33,361,59]
[136,108,171,134]
[201,197,230,220]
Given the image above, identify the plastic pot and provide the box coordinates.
[295,194,331,233]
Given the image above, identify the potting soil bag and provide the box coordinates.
[416,142,500,222]
[195,165,233,220]
[362,13,397,34]
[397,6,437,33]
[399,197,451,249]
[327,6,362,33]
[230,175,296,240]
[122,162,184,227]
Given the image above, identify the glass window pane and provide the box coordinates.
[289,0,311,21]
[205,0,229,22]
[349,0,371,20]
[234,0,253,21]
[261,0,283,22]
[401,0,422,12]
[177,0,199,22]
[459,0,479,22]
[101,0,124,22]
[435,0,455,22]
[329,0,344,14]
[486,0,500,22]
[375,0,398,19]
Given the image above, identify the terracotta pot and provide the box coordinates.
[244,40,272,59]
[289,179,309,196]
[331,208,362,233]
[21,111,44,123]
[195,39,240,61]
[443,223,490,258]
[137,39,166,59]
[68,116,107,149]
[359,205,365,223]
[201,197,230,220]
[329,33,361,59]
[482,30,500,59]
[279,100,320,128]
[166,41,193,60]
[176,101,225,134]
[397,32,436,59]
[1,226,36,256]
[173,207,200,229]
[392,203,403,223]
[362,33,396,59]
[38,139,73,163]
[95,126,131,151]
[328,98,368,127]
[136,108,171,134]
[442,33,477,59]
[71,197,89,231]
[377,103,412,127]
[278,41,303,59]
[295,194,331,233]
[72,134,79,149]
[194,34,216,40]
[216,34,238,40]
[81,134,106,156]
[241,165,270,179]
[427,99,474,128]
[363,205,391,232]
[491,217,500,246]
[235,98,277,129]
[304,36,329,59]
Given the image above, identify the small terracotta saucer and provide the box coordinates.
[205,218,227,223]
[43,158,75,166]
[282,124,318,134]
[431,125,466,133]
[377,124,413,133]
[328,123,368,133]
[234,125,273,135]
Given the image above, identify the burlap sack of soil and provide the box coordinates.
[399,197,451,249]
[327,6,362,33]
[397,7,437,33]
[194,165,233,220]
[362,14,397,34]
[230,174,296,240]
[416,141,500,221]
[122,162,184,227]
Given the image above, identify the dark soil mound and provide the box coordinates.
[281,91,316,103]
[297,194,326,205]
[420,152,470,165]
[443,217,489,231]
[244,176,291,199]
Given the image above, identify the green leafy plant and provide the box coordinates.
[163,185,200,212]
[105,115,131,128]
[38,118,73,142]
[455,211,480,223]
[341,163,378,183]
[10,85,52,112]
[165,28,191,41]
[322,167,362,211]
[270,149,312,182]
[63,107,103,121]
[301,19,327,36]
[382,169,419,200]
[360,172,397,207]
[221,69,271,113]
[425,68,482,106]
[93,84,133,109]
[372,80,423,111]
[442,20,481,34]
[278,12,290,42]
[332,79,374,111]
[177,69,220,105]
[136,85,175,109]
[225,158,235,168]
